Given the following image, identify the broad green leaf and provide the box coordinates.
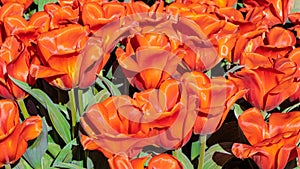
[191,141,200,160]
[13,157,32,169]
[203,144,231,169]
[53,139,77,166]
[54,162,85,169]
[87,157,94,169]
[34,0,58,11]
[233,104,244,119]
[97,75,121,96]
[47,135,61,158]
[23,118,48,169]
[9,77,71,144]
[82,87,94,110]
[57,104,70,120]
[173,149,194,169]
[41,153,54,169]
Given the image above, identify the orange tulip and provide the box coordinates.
[82,2,127,33]
[180,71,245,134]
[147,154,183,169]
[80,95,155,158]
[240,26,296,68]
[44,3,79,30]
[116,34,182,90]
[288,48,300,101]
[108,153,183,169]
[232,108,300,169]
[166,3,237,62]
[0,36,34,99]
[31,24,109,90]
[243,0,294,24]
[0,0,33,9]
[3,12,50,46]
[81,79,192,158]
[229,59,299,111]
[0,99,42,167]
[126,1,164,15]
[0,2,24,45]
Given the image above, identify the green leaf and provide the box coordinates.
[54,162,85,169]
[172,149,194,169]
[41,153,54,169]
[233,104,244,119]
[53,139,77,166]
[23,118,48,169]
[34,0,58,11]
[48,136,61,158]
[165,0,174,3]
[283,102,300,113]
[291,1,300,13]
[106,66,114,79]
[224,65,244,77]
[97,75,121,96]
[191,141,200,160]
[13,157,33,169]
[9,76,71,144]
[203,144,231,169]
[87,157,94,169]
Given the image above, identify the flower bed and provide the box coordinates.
[0,0,299,168]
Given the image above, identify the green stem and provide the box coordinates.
[261,110,269,120]
[197,135,206,169]
[78,89,84,116]
[69,88,77,138]
[4,164,11,169]
[17,99,30,119]
[283,102,300,113]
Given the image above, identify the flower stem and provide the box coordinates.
[4,164,11,169]
[69,88,77,138]
[17,99,30,119]
[197,135,206,169]
[78,89,84,116]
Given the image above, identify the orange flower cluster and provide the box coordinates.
[0,0,299,168]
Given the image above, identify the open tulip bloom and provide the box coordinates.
[0,0,299,169]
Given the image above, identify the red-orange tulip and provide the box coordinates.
[44,3,79,30]
[240,27,296,68]
[4,12,50,46]
[180,71,245,134]
[82,2,127,33]
[108,153,183,169]
[0,2,24,45]
[0,99,42,167]
[147,154,183,169]
[0,36,34,99]
[126,1,164,15]
[116,34,182,90]
[31,24,109,90]
[1,0,33,9]
[243,0,294,24]
[232,108,300,169]
[288,48,300,101]
[166,3,237,62]
[81,79,192,157]
[229,59,299,111]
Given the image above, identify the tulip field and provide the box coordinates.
[0,0,299,168]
